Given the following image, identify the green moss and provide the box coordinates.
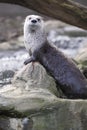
[0,106,24,118]
[80,61,87,66]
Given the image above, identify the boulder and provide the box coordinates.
[12,62,62,97]
[0,70,14,87]
[0,63,87,130]
[75,47,87,78]
[0,63,60,129]
[0,63,63,115]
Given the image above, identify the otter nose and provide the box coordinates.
[31,20,37,23]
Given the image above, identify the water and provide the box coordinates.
[48,28,87,57]
[0,49,28,72]
[0,49,28,87]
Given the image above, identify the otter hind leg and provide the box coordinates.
[24,56,36,65]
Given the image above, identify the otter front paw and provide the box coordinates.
[24,59,30,65]
[24,56,36,65]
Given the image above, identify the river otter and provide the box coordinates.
[24,15,87,99]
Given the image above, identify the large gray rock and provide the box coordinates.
[0,63,62,113]
[1,99,87,130]
[0,63,87,130]
[0,63,60,129]
[12,62,62,97]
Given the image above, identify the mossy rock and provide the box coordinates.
[0,63,87,130]
[75,47,87,78]
[0,99,87,130]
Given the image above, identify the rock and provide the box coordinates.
[22,118,33,130]
[29,99,87,130]
[8,32,19,39]
[0,63,61,129]
[63,26,87,37]
[75,47,87,78]
[0,63,87,130]
[12,62,62,97]
[0,100,87,130]
[0,36,6,43]
[83,68,87,78]
[0,36,24,51]
[0,118,23,130]
[75,47,87,65]
[0,63,63,113]
[0,70,15,87]
[2,70,14,79]
[0,118,10,130]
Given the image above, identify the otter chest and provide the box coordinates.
[25,33,46,55]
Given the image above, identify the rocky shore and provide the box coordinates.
[0,16,87,130]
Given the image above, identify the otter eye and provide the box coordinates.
[29,17,31,20]
[37,18,41,22]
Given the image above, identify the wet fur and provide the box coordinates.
[24,41,87,99]
[24,15,87,99]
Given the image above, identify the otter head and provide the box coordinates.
[24,15,44,33]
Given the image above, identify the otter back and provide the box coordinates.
[31,42,87,99]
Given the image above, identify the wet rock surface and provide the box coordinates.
[1,99,87,130]
[0,63,87,130]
